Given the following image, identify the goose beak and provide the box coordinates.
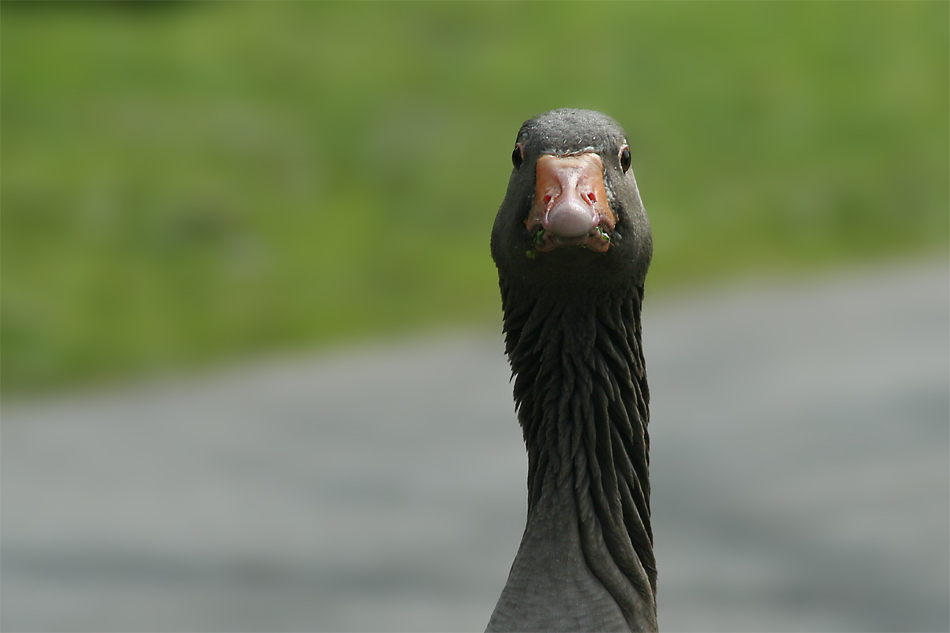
[525,153,617,253]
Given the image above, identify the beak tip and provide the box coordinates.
[544,202,597,238]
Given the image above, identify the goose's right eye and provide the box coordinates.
[512,144,524,170]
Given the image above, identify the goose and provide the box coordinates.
[487,109,657,632]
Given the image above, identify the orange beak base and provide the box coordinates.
[525,153,617,254]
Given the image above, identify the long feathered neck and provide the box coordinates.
[499,280,657,631]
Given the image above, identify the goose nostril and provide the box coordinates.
[587,192,596,203]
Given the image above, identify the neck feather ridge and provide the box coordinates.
[500,282,657,629]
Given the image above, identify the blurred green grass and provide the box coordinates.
[2,2,947,393]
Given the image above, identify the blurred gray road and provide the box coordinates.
[3,260,948,633]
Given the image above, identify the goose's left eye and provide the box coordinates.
[619,145,631,173]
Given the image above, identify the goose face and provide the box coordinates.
[491,109,653,294]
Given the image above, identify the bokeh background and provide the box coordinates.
[3,1,947,392]
[2,2,948,632]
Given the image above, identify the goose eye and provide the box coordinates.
[619,145,631,173]
[512,144,524,170]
